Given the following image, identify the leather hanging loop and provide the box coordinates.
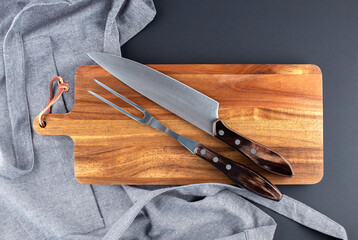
[38,76,69,128]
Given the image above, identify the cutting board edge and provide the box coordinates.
[76,64,323,75]
[74,171,324,185]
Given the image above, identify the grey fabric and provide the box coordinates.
[0,1,347,240]
[104,185,348,240]
[0,0,156,239]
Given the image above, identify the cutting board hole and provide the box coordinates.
[39,121,46,128]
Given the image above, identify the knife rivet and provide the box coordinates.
[251,149,256,154]
[235,139,241,145]
[226,164,232,170]
[218,130,225,136]
[200,149,206,155]
[213,157,218,163]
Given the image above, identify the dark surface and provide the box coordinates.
[122,0,357,239]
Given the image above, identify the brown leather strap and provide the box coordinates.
[38,76,69,127]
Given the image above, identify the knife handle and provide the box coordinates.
[213,120,294,177]
[194,144,282,201]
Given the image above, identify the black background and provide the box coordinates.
[122,1,358,239]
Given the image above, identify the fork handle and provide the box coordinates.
[194,144,282,201]
[213,119,294,177]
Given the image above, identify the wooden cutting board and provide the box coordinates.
[33,64,323,185]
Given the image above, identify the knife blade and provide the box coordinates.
[88,52,294,177]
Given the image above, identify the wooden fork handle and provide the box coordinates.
[213,119,294,177]
[194,144,282,201]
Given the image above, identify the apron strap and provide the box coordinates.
[234,187,348,240]
[103,184,347,240]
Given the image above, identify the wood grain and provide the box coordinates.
[33,64,323,185]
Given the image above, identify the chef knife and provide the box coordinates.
[88,52,294,177]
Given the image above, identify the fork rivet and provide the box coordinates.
[218,130,224,136]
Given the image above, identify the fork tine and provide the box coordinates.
[93,79,145,113]
[87,90,142,122]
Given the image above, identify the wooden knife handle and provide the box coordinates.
[213,119,294,177]
[195,144,282,201]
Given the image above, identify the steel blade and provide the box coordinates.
[88,52,219,135]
